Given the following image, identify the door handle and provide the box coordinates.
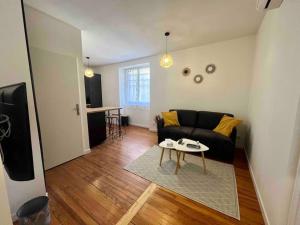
[73,104,80,115]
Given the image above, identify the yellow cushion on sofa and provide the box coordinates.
[213,115,241,137]
[162,111,180,127]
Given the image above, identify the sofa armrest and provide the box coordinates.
[156,116,165,144]
[230,128,237,146]
[156,116,164,131]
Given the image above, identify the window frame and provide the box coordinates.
[120,63,150,108]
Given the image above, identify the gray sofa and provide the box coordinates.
[156,110,237,162]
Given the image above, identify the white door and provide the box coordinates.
[30,47,83,169]
[288,98,300,225]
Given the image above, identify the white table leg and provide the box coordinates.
[201,151,207,174]
[160,148,165,166]
[175,151,181,174]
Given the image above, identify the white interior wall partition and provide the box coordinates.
[24,5,90,153]
[0,0,46,218]
[247,1,300,224]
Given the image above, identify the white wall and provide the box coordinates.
[0,0,46,218]
[95,36,255,146]
[247,1,300,225]
[24,5,90,152]
[0,165,12,225]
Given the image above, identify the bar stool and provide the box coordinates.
[106,115,117,139]
[106,115,124,139]
[112,113,127,135]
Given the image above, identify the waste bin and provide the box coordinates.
[16,196,50,225]
[121,115,129,126]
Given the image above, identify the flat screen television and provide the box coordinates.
[0,82,35,181]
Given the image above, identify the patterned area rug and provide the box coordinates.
[124,145,240,220]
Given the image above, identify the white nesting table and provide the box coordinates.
[159,138,209,174]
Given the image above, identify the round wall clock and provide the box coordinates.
[194,74,204,84]
[182,67,191,76]
[206,64,216,74]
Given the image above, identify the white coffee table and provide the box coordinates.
[159,138,209,174]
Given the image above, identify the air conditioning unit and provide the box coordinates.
[257,0,283,11]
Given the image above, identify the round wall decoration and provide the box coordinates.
[182,67,191,76]
[194,74,204,84]
[206,64,216,74]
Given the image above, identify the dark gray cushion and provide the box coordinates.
[196,111,234,130]
[191,128,232,143]
[170,109,198,127]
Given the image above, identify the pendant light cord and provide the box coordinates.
[165,36,168,54]
[86,57,90,68]
[164,32,170,55]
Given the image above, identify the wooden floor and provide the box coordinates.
[17,126,265,225]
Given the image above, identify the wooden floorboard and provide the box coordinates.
[14,126,264,225]
[116,183,157,225]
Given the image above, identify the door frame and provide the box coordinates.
[288,163,300,225]
[21,0,45,179]
[288,97,300,225]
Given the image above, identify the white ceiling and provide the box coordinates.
[24,0,264,66]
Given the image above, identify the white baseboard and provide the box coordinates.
[84,148,91,155]
[129,122,149,128]
[149,127,157,132]
[244,150,270,225]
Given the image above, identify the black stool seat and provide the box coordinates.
[111,114,129,126]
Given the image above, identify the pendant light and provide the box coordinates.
[84,57,94,78]
[160,32,173,68]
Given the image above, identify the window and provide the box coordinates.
[119,64,150,107]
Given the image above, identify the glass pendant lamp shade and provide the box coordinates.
[84,68,94,77]
[160,53,173,68]
[84,57,94,77]
[160,32,173,69]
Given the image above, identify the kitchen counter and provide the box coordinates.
[86,106,122,114]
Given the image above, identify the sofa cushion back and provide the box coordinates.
[170,109,198,127]
[196,111,234,130]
